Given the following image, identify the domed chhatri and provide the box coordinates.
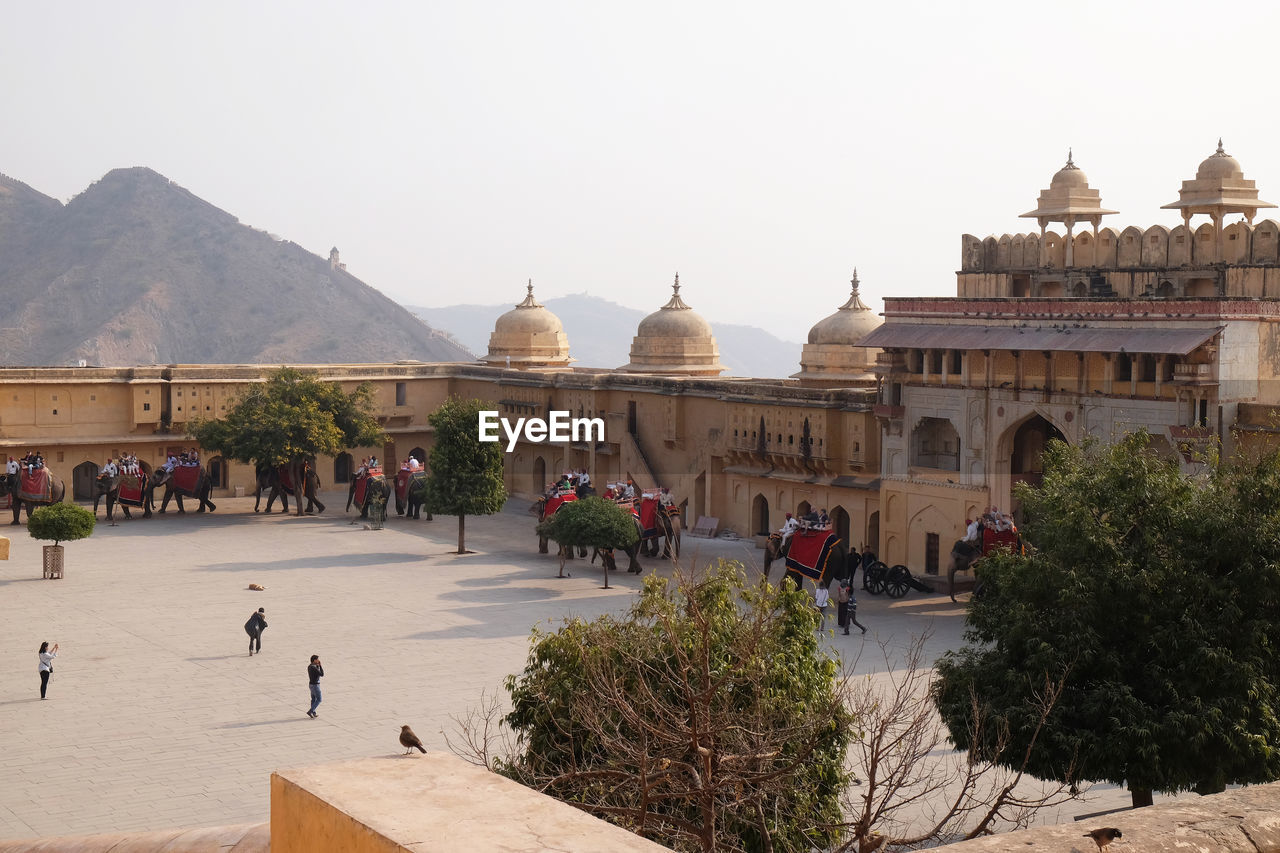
[1020,150,1117,267]
[481,280,572,370]
[1163,139,1277,225]
[792,269,882,386]
[619,274,726,376]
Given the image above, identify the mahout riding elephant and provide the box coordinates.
[92,472,150,522]
[762,531,847,592]
[254,463,325,514]
[394,468,431,520]
[346,470,391,519]
[146,465,217,516]
[0,470,66,524]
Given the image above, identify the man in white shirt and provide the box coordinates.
[5,457,18,476]
[101,458,118,478]
[779,512,800,551]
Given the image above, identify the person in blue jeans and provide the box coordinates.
[307,654,324,718]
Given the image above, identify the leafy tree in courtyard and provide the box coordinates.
[29,502,95,547]
[191,367,384,516]
[933,432,1280,808]
[537,496,638,586]
[424,397,507,554]
[455,561,856,853]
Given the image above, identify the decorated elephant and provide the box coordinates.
[254,463,326,514]
[0,469,66,524]
[92,471,150,522]
[346,469,390,519]
[629,496,682,560]
[762,530,847,592]
[529,493,586,557]
[394,468,431,520]
[147,465,217,516]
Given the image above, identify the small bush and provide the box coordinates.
[28,503,96,546]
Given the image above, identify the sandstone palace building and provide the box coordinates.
[7,143,1280,576]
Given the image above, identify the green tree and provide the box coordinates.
[494,562,855,853]
[424,397,507,554]
[28,502,96,547]
[537,496,638,586]
[191,367,384,516]
[933,432,1280,808]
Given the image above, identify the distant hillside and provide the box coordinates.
[409,294,803,379]
[0,168,473,366]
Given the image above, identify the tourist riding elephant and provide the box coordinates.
[146,465,217,516]
[346,471,391,519]
[254,463,326,514]
[92,472,150,522]
[762,531,847,592]
[0,470,66,524]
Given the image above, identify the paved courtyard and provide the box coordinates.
[0,493,1155,841]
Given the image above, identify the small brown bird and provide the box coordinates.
[399,724,426,755]
[1083,827,1122,851]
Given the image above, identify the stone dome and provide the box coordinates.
[1050,156,1089,189]
[793,270,881,387]
[1197,139,1244,180]
[481,281,572,370]
[806,270,881,345]
[619,275,726,376]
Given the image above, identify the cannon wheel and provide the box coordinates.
[864,561,888,595]
[885,564,911,599]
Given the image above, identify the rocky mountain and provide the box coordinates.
[0,168,473,366]
[409,294,803,379]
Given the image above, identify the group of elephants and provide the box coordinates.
[531,490,683,575]
[0,462,431,526]
[0,467,217,525]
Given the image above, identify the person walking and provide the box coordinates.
[38,641,58,699]
[306,654,323,718]
[837,579,867,635]
[244,607,267,656]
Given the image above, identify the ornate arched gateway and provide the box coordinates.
[996,413,1067,517]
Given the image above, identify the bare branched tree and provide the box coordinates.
[833,633,1082,852]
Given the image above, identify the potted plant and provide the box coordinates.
[28,503,95,579]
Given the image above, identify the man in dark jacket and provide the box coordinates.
[244,608,267,656]
[307,654,324,718]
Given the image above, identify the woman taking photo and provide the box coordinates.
[38,641,58,699]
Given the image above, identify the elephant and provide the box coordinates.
[530,494,586,558]
[254,463,326,514]
[762,531,848,592]
[0,470,66,524]
[394,468,431,520]
[946,539,981,602]
[346,471,391,520]
[631,496,682,560]
[146,465,217,516]
[92,472,150,522]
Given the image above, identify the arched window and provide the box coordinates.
[910,417,960,471]
[208,456,225,488]
[335,452,353,483]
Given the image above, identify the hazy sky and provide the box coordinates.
[6,1,1280,343]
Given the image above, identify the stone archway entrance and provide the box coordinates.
[532,457,546,496]
[752,494,770,536]
[1003,414,1067,519]
[72,461,98,500]
[830,506,849,548]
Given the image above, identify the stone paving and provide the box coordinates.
[0,494,1161,841]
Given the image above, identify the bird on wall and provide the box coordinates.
[1082,827,1123,851]
[399,725,427,755]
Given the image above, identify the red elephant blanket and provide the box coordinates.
[785,530,841,583]
[170,465,203,496]
[633,497,662,540]
[118,472,148,507]
[544,492,577,516]
[353,470,386,506]
[18,469,52,502]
